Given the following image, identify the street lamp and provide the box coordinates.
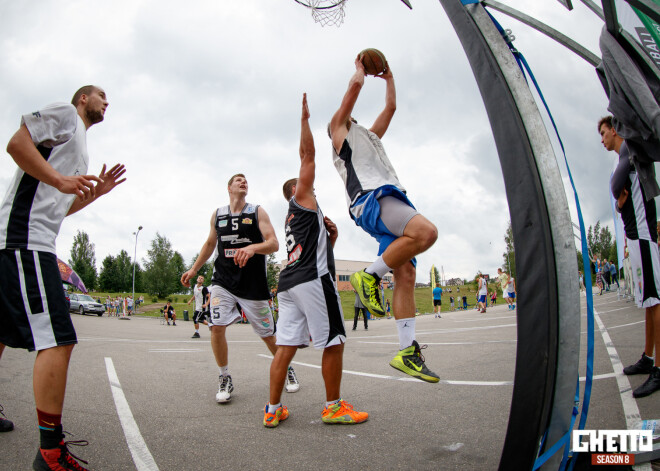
[132,226,143,314]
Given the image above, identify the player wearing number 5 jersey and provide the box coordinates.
[181,173,300,404]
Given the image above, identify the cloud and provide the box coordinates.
[0,0,618,282]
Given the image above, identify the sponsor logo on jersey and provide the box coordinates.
[287,213,295,224]
[211,297,221,306]
[242,218,252,224]
[218,220,228,227]
[224,249,237,258]
[230,237,252,245]
[221,235,238,241]
[32,111,41,118]
[287,244,302,266]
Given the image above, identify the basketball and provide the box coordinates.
[359,48,387,76]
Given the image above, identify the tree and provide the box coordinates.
[587,221,614,261]
[169,251,186,294]
[502,221,516,279]
[143,233,176,298]
[98,255,119,292]
[69,230,97,291]
[98,250,140,292]
[267,253,280,291]
[429,266,440,285]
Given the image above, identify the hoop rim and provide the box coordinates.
[293,0,346,10]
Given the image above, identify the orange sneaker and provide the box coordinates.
[322,399,368,424]
[263,403,289,428]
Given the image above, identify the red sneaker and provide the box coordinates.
[33,438,89,471]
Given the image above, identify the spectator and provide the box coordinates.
[163,301,176,326]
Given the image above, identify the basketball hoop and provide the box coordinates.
[293,0,348,27]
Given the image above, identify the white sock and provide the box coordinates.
[325,398,341,408]
[644,354,655,360]
[195,329,199,333]
[219,366,229,377]
[267,402,281,414]
[396,318,416,350]
[366,256,391,279]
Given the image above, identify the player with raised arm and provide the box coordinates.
[328,55,439,383]
[264,93,367,428]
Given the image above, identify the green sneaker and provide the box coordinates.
[350,270,385,317]
[389,340,440,383]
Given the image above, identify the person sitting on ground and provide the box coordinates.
[163,301,176,326]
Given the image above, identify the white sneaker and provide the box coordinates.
[285,367,300,393]
[215,375,234,403]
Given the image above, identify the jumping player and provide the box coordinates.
[264,93,367,428]
[328,56,439,382]
[181,173,299,404]
[0,85,125,470]
[188,275,210,338]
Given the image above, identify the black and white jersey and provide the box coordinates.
[611,142,657,242]
[278,197,335,293]
[0,104,88,254]
[211,203,269,300]
[193,284,209,312]
[332,122,405,210]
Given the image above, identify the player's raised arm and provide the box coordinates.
[330,56,365,154]
[295,93,317,210]
[370,64,396,139]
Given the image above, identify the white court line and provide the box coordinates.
[105,358,159,471]
[350,323,517,340]
[148,349,202,353]
[607,320,645,331]
[452,315,516,323]
[359,340,516,346]
[80,337,260,344]
[592,309,643,429]
[258,354,514,386]
[596,307,629,314]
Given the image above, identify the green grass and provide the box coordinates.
[85,283,505,321]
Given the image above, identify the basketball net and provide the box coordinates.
[307,0,347,27]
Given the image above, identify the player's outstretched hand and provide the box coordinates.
[355,55,366,74]
[96,163,127,197]
[302,93,310,120]
[181,269,196,288]
[57,174,102,201]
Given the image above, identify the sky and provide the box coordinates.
[0,0,621,284]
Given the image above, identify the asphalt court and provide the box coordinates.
[1,290,658,470]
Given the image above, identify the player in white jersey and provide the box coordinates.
[600,115,660,398]
[263,94,367,428]
[328,56,439,383]
[0,86,125,471]
[477,275,488,313]
[188,275,210,338]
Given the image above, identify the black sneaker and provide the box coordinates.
[389,340,440,383]
[191,332,200,338]
[633,366,660,398]
[0,404,13,432]
[33,435,89,471]
[623,353,654,375]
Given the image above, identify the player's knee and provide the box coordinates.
[415,221,437,251]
